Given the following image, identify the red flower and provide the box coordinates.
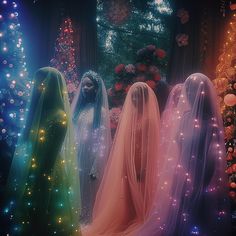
[226,152,233,161]
[232,164,236,172]
[230,182,236,189]
[146,80,156,89]
[154,73,161,81]
[136,63,147,72]
[226,166,233,174]
[125,84,132,94]
[115,64,125,74]
[114,82,124,91]
[154,48,166,58]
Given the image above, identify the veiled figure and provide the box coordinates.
[82,82,161,236]
[71,71,111,224]
[136,73,230,236]
[5,67,80,236]
[160,83,182,152]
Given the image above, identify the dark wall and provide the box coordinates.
[167,0,228,84]
[20,0,97,75]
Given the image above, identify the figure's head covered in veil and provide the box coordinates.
[83,82,161,235]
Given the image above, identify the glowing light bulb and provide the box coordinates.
[9,24,14,30]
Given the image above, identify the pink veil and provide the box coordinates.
[82,82,161,236]
[160,83,183,156]
[136,73,230,236]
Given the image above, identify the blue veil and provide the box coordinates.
[71,70,111,224]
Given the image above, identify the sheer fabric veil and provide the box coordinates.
[5,67,80,235]
[136,73,230,236]
[82,82,161,236]
[71,71,111,223]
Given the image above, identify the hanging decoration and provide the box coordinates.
[175,8,189,47]
[103,0,131,25]
[177,8,189,24]
[176,33,189,47]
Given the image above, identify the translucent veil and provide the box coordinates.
[82,82,160,236]
[160,83,183,155]
[136,73,230,236]
[5,67,80,235]
[71,71,111,222]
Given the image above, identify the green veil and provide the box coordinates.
[5,67,80,235]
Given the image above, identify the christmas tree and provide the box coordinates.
[214,13,236,203]
[50,17,79,102]
[0,0,30,148]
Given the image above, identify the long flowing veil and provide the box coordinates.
[83,82,161,236]
[136,73,230,236]
[5,67,80,235]
[71,71,111,223]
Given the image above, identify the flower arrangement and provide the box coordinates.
[108,45,167,135]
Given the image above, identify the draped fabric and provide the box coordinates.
[82,82,160,236]
[5,67,80,236]
[71,71,111,224]
[136,73,230,236]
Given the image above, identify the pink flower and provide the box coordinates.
[125,64,135,74]
[176,34,189,47]
[114,82,124,91]
[115,64,125,74]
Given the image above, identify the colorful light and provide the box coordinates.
[50,17,79,102]
[0,0,30,149]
